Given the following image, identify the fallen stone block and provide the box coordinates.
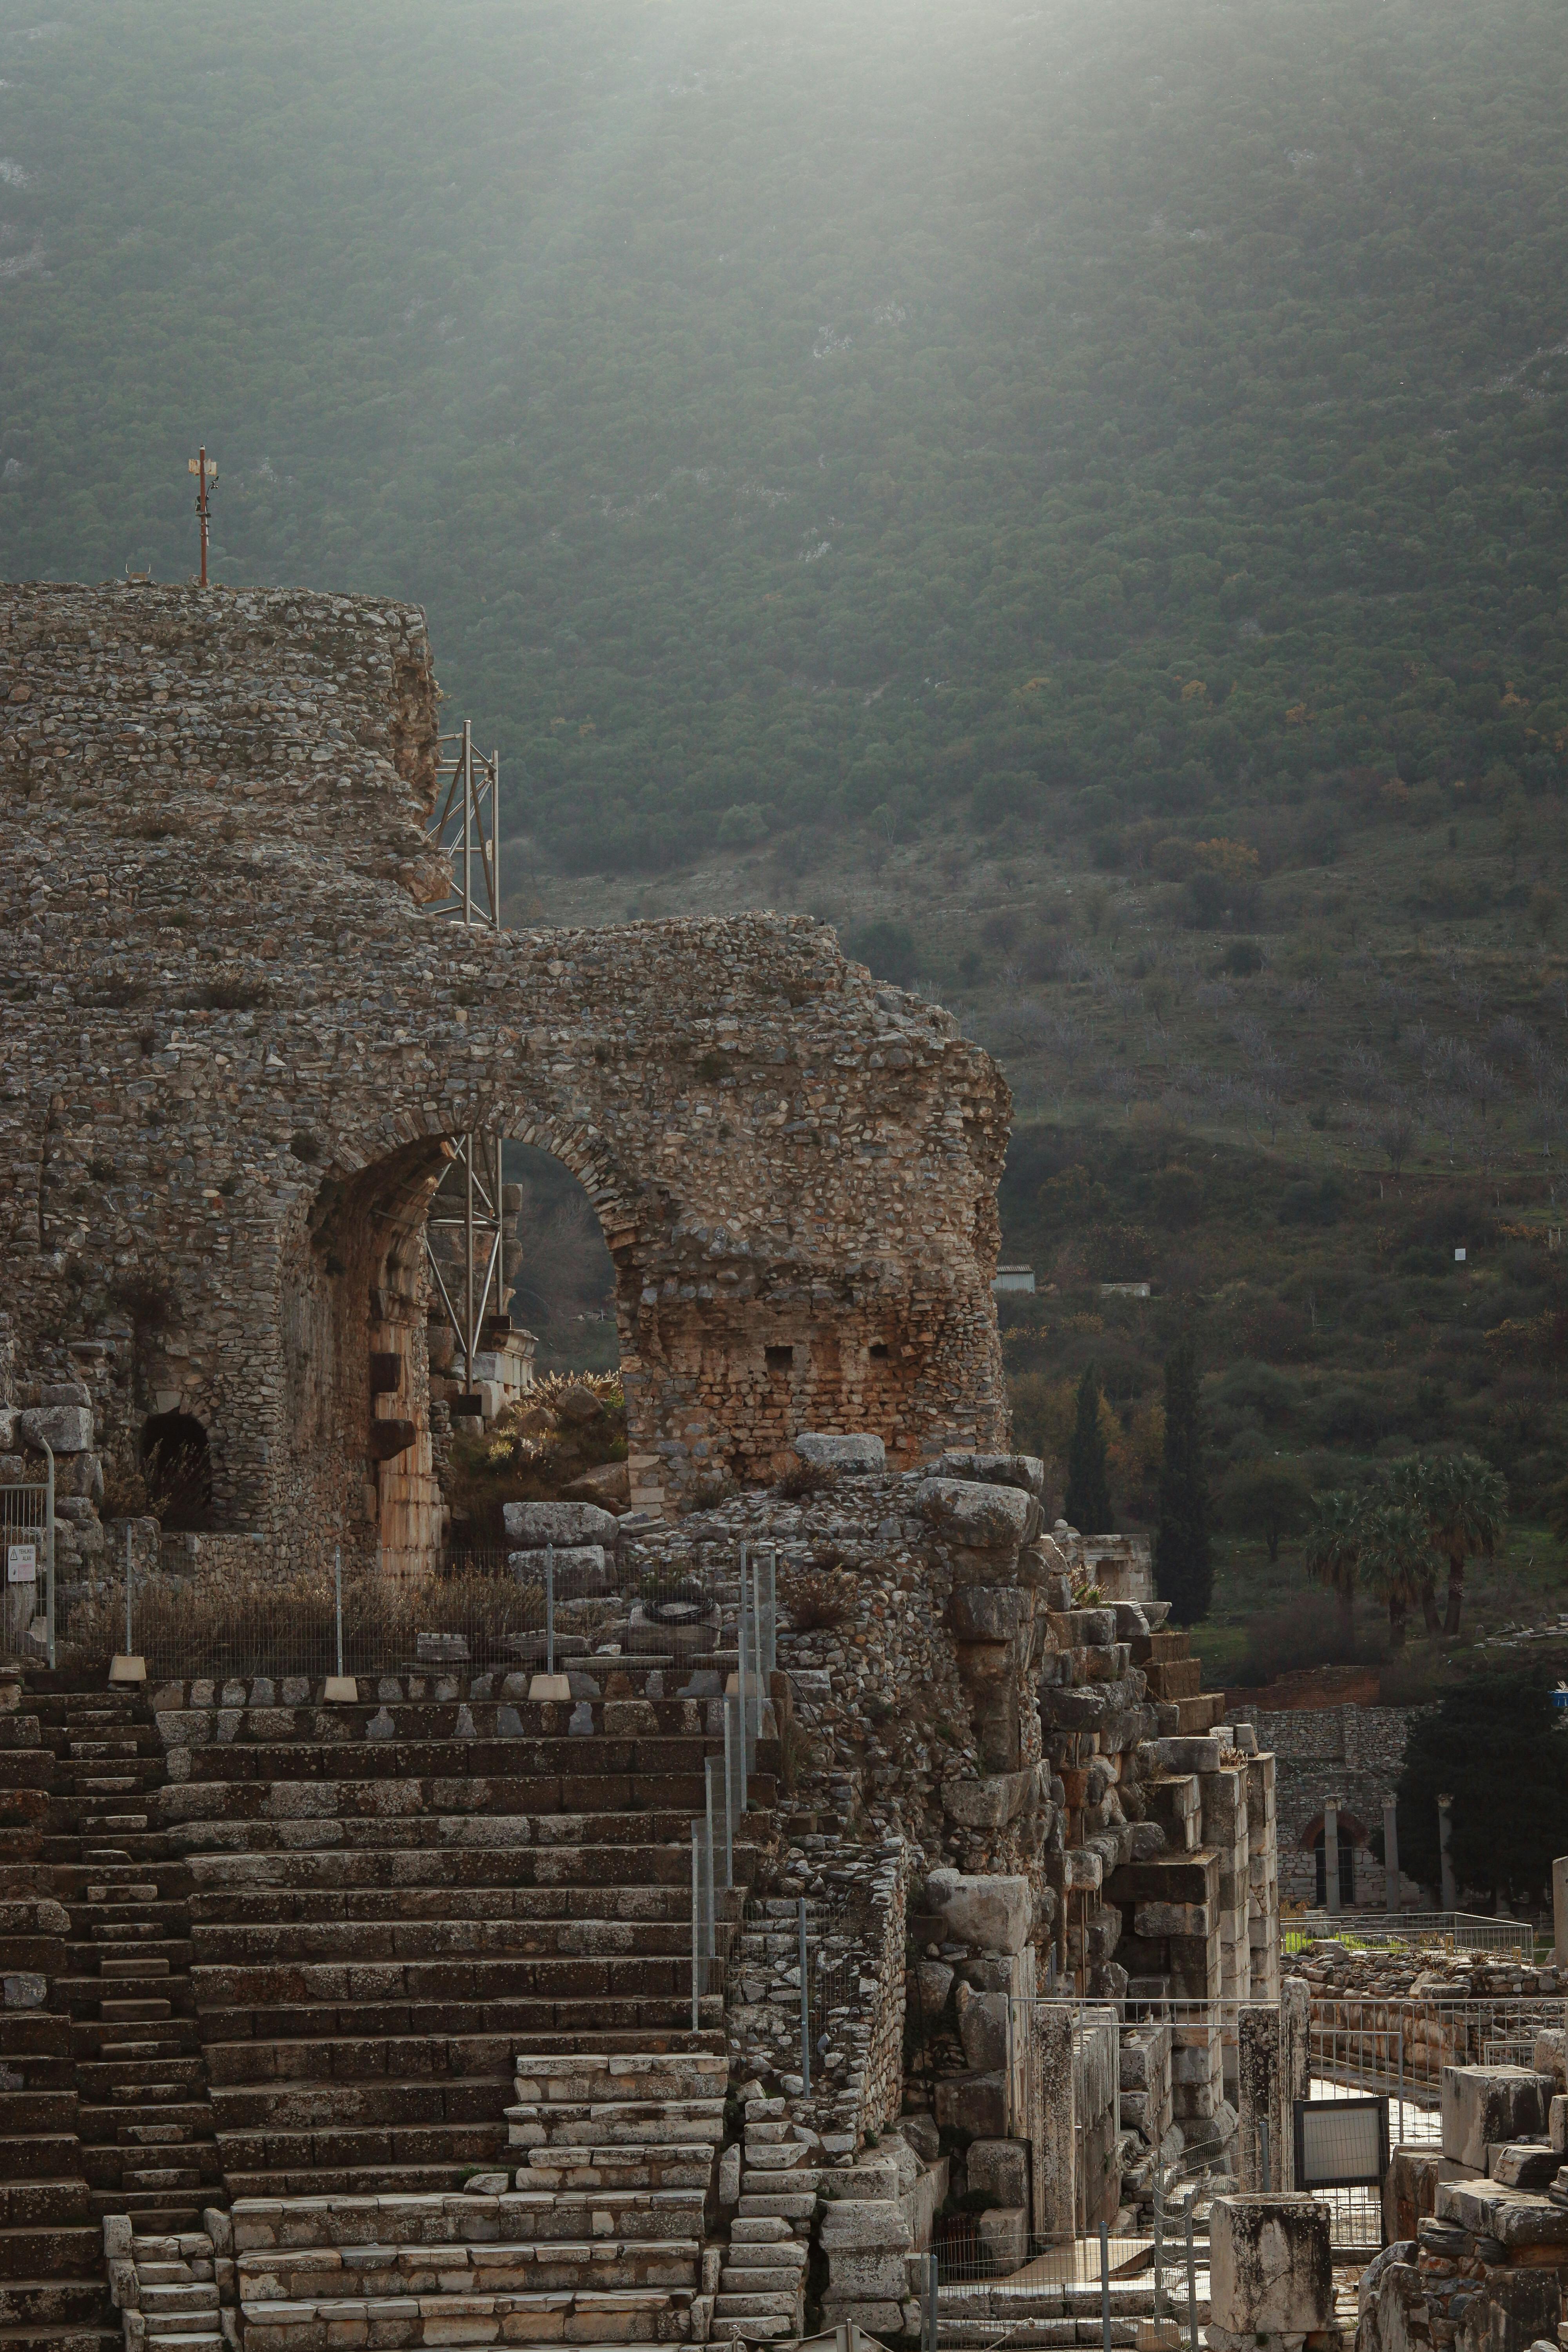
[1209,2195,1332,2337]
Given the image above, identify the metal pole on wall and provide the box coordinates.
[334,1546,343,1680]
[43,1439,55,1671]
[690,1822,701,2032]
[1099,2221,1111,2352]
[1184,2191,1199,2352]
[125,1521,134,1659]
[1384,1798,1401,1915]
[1324,1794,1342,1917]
[923,2249,937,2352]
[721,1701,735,1892]
[799,1895,811,2094]
[546,1544,555,1676]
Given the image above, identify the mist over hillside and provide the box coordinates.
[5,0,1568,1679]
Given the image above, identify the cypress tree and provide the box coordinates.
[1063,1365,1112,1532]
[1155,1336,1212,1624]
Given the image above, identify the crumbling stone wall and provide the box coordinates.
[0,582,1009,1565]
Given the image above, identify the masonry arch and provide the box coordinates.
[1302,1809,1369,1909]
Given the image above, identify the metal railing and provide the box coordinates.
[1,1447,55,1669]
[1284,1910,1535,1956]
[690,1544,777,2024]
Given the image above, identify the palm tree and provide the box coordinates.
[1357,1501,1430,1651]
[1301,1490,1362,1641]
[1426,1453,1507,1635]
[1385,1459,1443,1635]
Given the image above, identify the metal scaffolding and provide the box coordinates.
[424,721,504,1397]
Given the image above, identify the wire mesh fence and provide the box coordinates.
[1283,1911,1535,1957]
[0,1463,54,1669]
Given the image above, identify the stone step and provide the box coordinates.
[229,2191,708,2249]
[145,1696,771,1742]
[189,1919,702,1963]
[241,2310,689,2352]
[159,1778,775,1828]
[0,2229,107,2282]
[186,1885,695,1929]
[0,2183,92,2233]
[513,2053,728,2102]
[170,1810,753,1855]
[168,1735,747,1779]
[0,2136,86,2186]
[505,2099,725,2145]
[189,1955,711,2008]
[513,2149,715,2191]
[211,2079,511,2131]
[236,2243,699,2296]
[0,2277,116,2328]
[185,1846,706,1893]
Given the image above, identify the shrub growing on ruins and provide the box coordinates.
[1063,1365,1112,1532]
[1154,1337,1212,1623]
[781,1568,858,1632]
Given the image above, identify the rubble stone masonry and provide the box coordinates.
[0,583,1010,1566]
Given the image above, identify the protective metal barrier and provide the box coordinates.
[1,1448,54,1669]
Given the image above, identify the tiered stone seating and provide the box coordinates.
[139,1683,769,2201]
[0,1672,120,2352]
[32,1689,223,2233]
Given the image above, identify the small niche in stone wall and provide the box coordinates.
[868,1341,889,1360]
[765,1345,794,1371]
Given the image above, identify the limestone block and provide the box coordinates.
[978,2208,1027,2270]
[918,1477,1041,1553]
[823,2251,908,2298]
[967,2140,1029,2209]
[948,1586,1034,1643]
[1135,1902,1210,1938]
[1209,2196,1332,2336]
[935,2071,1008,2137]
[934,1452,1046,1497]
[958,1992,1009,2073]
[924,1869,1033,1953]
[507,1544,610,1593]
[818,2202,911,2251]
[1435,2178,1568,2246]
[503,1501,620,1547]
[19,1404,93,1454]
[942,1770,1038,1829]
[1441,2068,1551,2169]
[909,1962,953,2021]
[718,2145,741,2207]
[1489,2144,1558,2192]
[794,1433,885,1471]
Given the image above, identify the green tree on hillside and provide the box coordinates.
[1427,1454,1508,1636]
[1154,1338,1211,1624]
[1221,1459,1310,1564]
[1394,1663,1568,1907]
[1063,1365,1112,1533]
[1356,1500,1430,1650]
[1300,1490,1362,1641]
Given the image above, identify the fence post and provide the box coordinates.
[335,1547,344,1679]
[42,1439,55,1671]
[690,1821,701,2031]
[761,1545,777,1677]
[923,2249,937,2352]
[1099,2220,1111,2352]
[799,1894,811,2094]
[721,1699,735,1891]
[1184,2191,1199,2352]
[704,1757,718,1972]
[1259,2113,1271,2194]
[125,1521,134,1659]
[1153,2191,1164,2320]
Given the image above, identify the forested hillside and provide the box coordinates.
[5,0,1568,1674]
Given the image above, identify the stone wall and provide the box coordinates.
[1243,1700,1429,1908]
[0,581,1010,1566]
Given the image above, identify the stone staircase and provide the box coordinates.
[30,1685,223,2235]
[0,1673,120,2352]
[137,1681,770,2201]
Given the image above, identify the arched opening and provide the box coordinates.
[502,1142,619,1376]
[138,1411,212,1532]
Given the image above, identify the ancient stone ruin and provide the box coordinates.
[0,581,1009,1576]
[8,578,1541,2352]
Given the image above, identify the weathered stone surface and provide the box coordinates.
[793,1433,886,1471]
[18,1404,93,1454]
[1209,2195,1332,2336]
[0,583,1009,1553]
[918,1478,1040,1552]
[924,1869,1033,1953]
[1441,2068,1552,2170]
[503,1502,621,1549]
[933,1452,1045,1497]
[967,2140,1030,2208]
[935,2071,1008,2137]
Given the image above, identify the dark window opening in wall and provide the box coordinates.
[138,1410,213,1531]
[868,1342,890,1361]
[500,1142,619,1377]
[765,1346,793,1372]
[1312,1829,1357,1908]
